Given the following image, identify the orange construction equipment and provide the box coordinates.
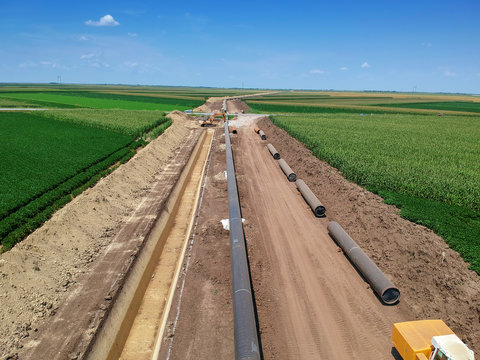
[392,320,474,360]
[201,112,226,127]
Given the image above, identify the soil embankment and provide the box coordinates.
[0,111,201,359]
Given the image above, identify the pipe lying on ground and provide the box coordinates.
[232,126,237,134]
[224,120,261,360]
[295,179,326,217]
[327,221,400,305]
[278,159,296,182]
[258,130,266,140]
[267,144,280,160]
[253,127,260,134]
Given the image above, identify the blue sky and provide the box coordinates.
[1,0,479,93]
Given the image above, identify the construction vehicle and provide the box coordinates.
[392,320,474,360]
[200,112,225,127]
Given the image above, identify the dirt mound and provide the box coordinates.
[193,97,224,113]
[168,110,198,127]
[226,99,250,113]
[0,116,199,359]
[257,117,480,352]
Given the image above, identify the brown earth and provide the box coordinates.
[193,97,224,113]
[1,100,478,360]
[157,126,234,359]
[255,117,480,355]
[0,111,201,359]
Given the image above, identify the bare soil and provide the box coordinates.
[0,111,200,359]
[256,117,480,355]
[157,126,235,359]
[193,98,250,114]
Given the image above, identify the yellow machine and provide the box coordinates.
[200,112,225,127]
[392,320,474,360]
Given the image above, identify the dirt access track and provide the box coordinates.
[0,98,479,359]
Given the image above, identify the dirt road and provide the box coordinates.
[235,123,411,359]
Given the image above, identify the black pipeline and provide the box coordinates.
[327,221,400,304]
[258,130,266,140]
[278,159,296,182]
[295,179,326,217]
[224,120,261,360]
[267,144,280,160]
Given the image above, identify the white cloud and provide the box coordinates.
[340,66,348,71]
[19,61,37,68]
[81,53,95,59]
[85,14,120,27]
[128,32,137,37]
[361,62,371,68]
[310,69,327,75]
[123,61,138,68]
[439,67,456,77]
[40,61,57,68]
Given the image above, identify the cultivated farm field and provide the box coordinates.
[0,84,212,250]
[249,91,480,273]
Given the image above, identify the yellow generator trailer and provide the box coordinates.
[392,320,474,360]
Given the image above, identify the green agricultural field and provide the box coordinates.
[0,101,173,250]
[39,109,170,136]
[0,92,193,110]
[374,101,480,113]
[272,112,480,273]
[246,91,480,115]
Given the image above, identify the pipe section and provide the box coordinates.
[232,126,238,134]
[327,221,400,304]
[267,144,280,160]
[258,130,266,140]
[254,127,260,134]
[224,120,261,360]
[278,159,296,182]
[295,179,326,217]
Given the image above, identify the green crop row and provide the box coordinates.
[374,101,480,113]
[149,119,172,139]
[246,101,412,114]
[0,112,135,219]
[271,113,480,273]
[0,140,145,249]
[0,92,192,111]
[39,109,170,136]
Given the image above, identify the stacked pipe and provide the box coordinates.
[267,144,280,160]
[327,221,400,304]
[295,179,326,217]
[224,120,261,360]
[278,159,296,182]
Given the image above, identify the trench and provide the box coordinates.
[87,129,214,360]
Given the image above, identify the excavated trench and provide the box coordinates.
[86,129,214,360]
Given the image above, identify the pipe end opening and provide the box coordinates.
[273,154,280,160]
[261,135,266,140]
[288,174,297,182]
[382,288,400,304]
[314,206,326,217]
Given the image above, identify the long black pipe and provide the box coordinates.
[295,179,326,217]
[278,159,296,182]
[327,221,400,304]
[224,121,261,360]
[267,144,280,160]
